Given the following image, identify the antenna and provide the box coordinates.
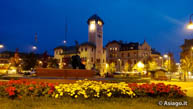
[64,16,68,45]
[35,32,38,43]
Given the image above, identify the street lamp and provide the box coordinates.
[32,46,37,50]
[164,54,171,80]
[164,54,168,58]
[117,59,122,72]
[0,44,4,49]
[187,14,193,30]
[137,61,144,68]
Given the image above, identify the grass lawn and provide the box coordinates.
[0,97,192,109]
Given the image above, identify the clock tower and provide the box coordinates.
[87,14,104,71]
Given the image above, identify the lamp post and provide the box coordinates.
[191,46,193,62]
[187,14,193,30]
[159,56,163,68]
[118,59,121,72]
[164,54,171,80]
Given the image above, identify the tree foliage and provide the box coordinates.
[21,53,38,70]
[71,55,85,69]
[109,62,116,73]
[147,60,158,71]
[47,58,59,68]
[181,56,193,81]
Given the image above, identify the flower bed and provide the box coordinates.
[0,79,186,99]
[53,80,135,98]
[128,83,186,98]
[0,79,56,99]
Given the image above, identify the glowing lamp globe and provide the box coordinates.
[164,54,168,58]
[0,44,4,48]
[187,22,193,30]
[137,61,144,68]
[32,46,37,50]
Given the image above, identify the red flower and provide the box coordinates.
[28,87,34,91]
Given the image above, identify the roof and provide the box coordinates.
[151,49,161,55]
[87,14,104,25]
[106,40,140,51]
[0,51,42,58]
[54,45,78,55]
[120,42,139,51]
[79,42,96,48]
[105,40,121,47]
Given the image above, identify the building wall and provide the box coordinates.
[54,48,64,69]
[106,41,152,72]
[79,45,96,70]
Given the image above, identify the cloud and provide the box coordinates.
[162,15,184,25]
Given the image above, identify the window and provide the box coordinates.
[85,48,87,51]
[92,48,94,52]
[134,60,136,64]
[128,53,130,57]
[91,57,93,62]
[97,59,100,63]
[81,48,83,51]
[90,20,95,24]
[98,34,101,38]
[98,21,102,26]
[122,61,124,66]
[115,48,117,51]
[121,53,124,57]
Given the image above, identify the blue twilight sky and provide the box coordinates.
[0,0,193,62]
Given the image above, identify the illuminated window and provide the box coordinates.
[90,20,95,24]
[89,23,95,31]
[98,21,102,26]
[115,48,117,51]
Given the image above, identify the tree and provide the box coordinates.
[47,58,59,68]
[181,56,193,81]
[22,53,38,70]
[147,60,158,71]
[164,53,177,73]
[9,49,22,72]
[124,62,129,72]
[132,61,145,73]
[71,55,85,69]
[109,62,116,73]
[41,51,49,68]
